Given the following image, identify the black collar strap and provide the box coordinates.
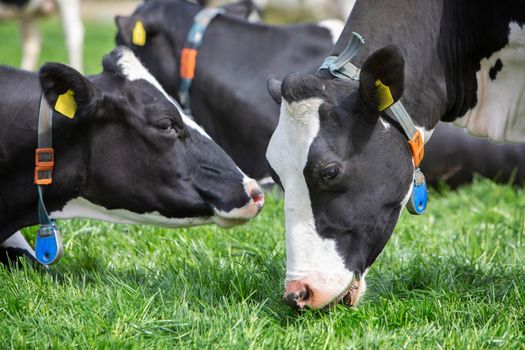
[178,7,224,116]
[34,94,63,265]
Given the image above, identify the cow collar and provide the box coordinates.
[178,7,224,116]
[319,33,428,215]
[33,94,64,265]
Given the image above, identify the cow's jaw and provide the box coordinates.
[267,98,354,309]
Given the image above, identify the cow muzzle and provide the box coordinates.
[212,179,264,227]
[284,274,366,309]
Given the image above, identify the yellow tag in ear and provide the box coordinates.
[375,79,394,112]
[132,20,146,46]
[55,89,77,119]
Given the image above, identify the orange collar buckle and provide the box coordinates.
[407,131,424,167]
[34,148,54,185]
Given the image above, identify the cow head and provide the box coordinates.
[266,46,413,308]
[39,46,263,228]
[114,0,257,94]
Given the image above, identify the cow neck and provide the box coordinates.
[177,7,225,116]
[335,0,448,132]
[0,91,83,244]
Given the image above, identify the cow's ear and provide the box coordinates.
[221,0,259,21]
[115,16,159,47]
[39,63,100,119]
[359,45,405,112]
[267,75,282,105]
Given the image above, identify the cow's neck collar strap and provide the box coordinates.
[178,7,224,116]
[33,94,63,265]
[319,33,428,215]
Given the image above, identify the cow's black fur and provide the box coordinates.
[0,0,30,7]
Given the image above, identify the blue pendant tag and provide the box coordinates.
[35,223,63,265]
[406,168,428,215]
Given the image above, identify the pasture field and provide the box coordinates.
[1,19,524,350]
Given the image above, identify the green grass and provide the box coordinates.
[1,19,524,350]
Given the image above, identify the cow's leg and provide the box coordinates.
[0,231,38,267]
[19,17,41,71]
[56,0,84,72]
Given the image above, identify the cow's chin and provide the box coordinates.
[316,275,367,309]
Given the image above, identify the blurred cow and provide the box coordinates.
[0,0,84,72]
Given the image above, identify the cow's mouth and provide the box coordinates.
[331,275,366,308]
[342,277,365,307]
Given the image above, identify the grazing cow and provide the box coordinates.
[0,46,264,266]
[0,0,84,72]
[115,0,342,181]
[266,0,525,308]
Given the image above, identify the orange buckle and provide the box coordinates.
[35,148,54,185]
[180,48,198,80]
[407,131,424,167]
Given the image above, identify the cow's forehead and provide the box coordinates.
[106,47,209,138]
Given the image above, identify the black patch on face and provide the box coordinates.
[488,58,503,81]
[299,76,413,274]
[281,73,325,103]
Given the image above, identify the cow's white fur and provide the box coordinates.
[318,19,344,45]
[454,22,525,143]
[266,98,353,303]
[0,231,36,259]
[50,197,213,228]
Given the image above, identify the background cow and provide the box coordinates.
[0,0,84,71]
[0,46,264,265]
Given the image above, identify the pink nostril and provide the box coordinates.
[284,283,311,309]
[250,188,265,208]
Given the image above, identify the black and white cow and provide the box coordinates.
[115,0,343,181]
[0,0,84,71]
[0,46,264,265]
[266,0,525,308]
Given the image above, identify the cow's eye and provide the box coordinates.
[320,163,340,181]
[155,118,175,132]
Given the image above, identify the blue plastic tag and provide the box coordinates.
[406,168,428,215]
[35,223,63,265]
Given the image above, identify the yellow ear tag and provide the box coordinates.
[54,89,77,119]
[132,20,146,46]
[375,79,394,112]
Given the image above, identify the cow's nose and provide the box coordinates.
[284,281,311,309]
[246,180,265,211]
[250,188,264,211]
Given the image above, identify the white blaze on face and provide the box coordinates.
[116,47,211,139]
[454,22,525,143]
[266,98,353,297]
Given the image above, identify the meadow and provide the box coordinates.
[0,19,524,349]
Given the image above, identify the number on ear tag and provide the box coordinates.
[132,20,146,46]
[406,168,428,215]
[55,89,77,119]
[375,79,394,112]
